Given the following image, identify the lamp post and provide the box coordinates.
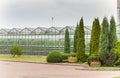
[52,17,54,27]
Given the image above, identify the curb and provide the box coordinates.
[0,60,89,68]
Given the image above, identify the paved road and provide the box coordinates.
[0,61,120,78]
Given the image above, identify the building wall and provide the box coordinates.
[117,0,120,24]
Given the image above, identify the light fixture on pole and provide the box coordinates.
[52,17,54,27]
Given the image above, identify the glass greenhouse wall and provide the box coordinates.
[117,24,120,39]
[0,26,91,55]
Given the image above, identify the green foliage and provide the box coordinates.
[47,50,62,63]
[64,28,70,53]
[114,41,120,65]
[99,17,110,65]
[87,54,99,65]
[73,24,78,52]
[109,16,117,51]
[105,16,117,66]
[61,53,76,60]
[115,58,120,65]
[113,76,120,78]
[82,54,89,62]
[0,55,46,62]
[90,18,101,55]
[76,17,85,62]
[114,41,120,57]
[10,45,23,57]
[99,16,117,66]
[105,50,117,66]
[88,55,99,61]
[99,17,109,54]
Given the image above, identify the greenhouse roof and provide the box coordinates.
[0,26,91,35]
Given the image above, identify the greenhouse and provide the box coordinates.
[117,24,120,39]
[0,26,91,55]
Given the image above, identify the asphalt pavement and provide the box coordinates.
[0,61,120,78]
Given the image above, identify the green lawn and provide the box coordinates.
[0,55,47,63]
[113,76,120,78]
[93,67,120,71]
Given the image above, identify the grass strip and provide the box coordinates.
[0,55,46,63]
[113,76,120,78]
[92,67,120,71]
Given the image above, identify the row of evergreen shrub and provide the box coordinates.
[47,50,76,63]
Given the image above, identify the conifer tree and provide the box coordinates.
[109,16,117,51]
[99,17,109,65]
[90,18,101,55]
[76,17,85,62]
[73,24,78,52]
[64,28,70,53]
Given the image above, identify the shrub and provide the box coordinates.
[47,50,62,63]
[81,54,89,62]
[114,41,120,58]
[68,56,77,63]
[87,54,99,65]
[61,53,76,60]
[114,41,120,65]
[105,50,117,66]
[90,61,101,67]
[10,45,22,57]
[68,56,77,60]
[115,58,120,65]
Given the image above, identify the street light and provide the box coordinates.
[52,17,54,27]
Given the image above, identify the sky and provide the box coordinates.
[0,0,117,28]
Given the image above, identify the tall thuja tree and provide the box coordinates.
[73,24,78,52]
[105,16,117,66]
[64,28,70,53]
[76,17,85,62]
[90,18,101,55]
[99,17,109,65]
[109,16,117,51]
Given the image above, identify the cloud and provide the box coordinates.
[0,0,117,28]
